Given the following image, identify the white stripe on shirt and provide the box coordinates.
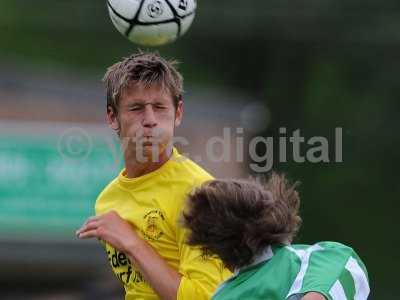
[286,244,324,297]
[345,256,370,300]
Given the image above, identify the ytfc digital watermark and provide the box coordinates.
[58,127,343,173]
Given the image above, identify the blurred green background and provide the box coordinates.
[1,0,399,299]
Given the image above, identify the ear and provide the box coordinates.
[106,106,120,131]
[175,100,184,127]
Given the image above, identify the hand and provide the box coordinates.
[76,211,138,254]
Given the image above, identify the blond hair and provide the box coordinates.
[103,52,183,115]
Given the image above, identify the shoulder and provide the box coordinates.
[315,241,358,254]
[166,153,214,230]
[94,176,120,215]
[285,241,359,259]
[167,152,214,190]
[284,241,368,278]
[171,152,213,181]
[285,242,369,300]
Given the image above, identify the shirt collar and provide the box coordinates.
[212,246,274,299]
[118,147,180,190]
[234,245,274,275]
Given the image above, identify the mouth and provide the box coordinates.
[136,134,162,146]
[141,137,157,146]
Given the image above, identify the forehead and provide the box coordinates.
[120,82,173,105]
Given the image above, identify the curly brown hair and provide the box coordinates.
[182,173,302,270]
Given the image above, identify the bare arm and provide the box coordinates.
[76,211,181,300]
[124,236,181,300]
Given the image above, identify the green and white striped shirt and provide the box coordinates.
[212,242,369,300]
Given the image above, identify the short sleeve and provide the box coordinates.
[175,225,231,300]
[286,242,370,300]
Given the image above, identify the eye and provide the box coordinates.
[154,104,167,110]
[129,105,143,111]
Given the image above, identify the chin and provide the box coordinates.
[141,144,164,162]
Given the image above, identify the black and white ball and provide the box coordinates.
[107,0,197,46]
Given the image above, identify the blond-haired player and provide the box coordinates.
[76,52,230,300]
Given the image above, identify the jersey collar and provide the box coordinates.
[234,245,274,275]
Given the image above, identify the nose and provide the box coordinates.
[142,104,157,128]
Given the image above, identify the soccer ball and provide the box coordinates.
[107,0,197,46]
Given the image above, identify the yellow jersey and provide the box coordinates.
[95,148,231,300]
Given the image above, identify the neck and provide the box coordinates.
[124,147,172,178]
[235,246,274,274]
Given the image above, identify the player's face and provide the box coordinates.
[109,83,183,161]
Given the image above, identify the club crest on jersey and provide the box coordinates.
[142,208,165,240]
[178,0,188,10]
[147,0,164,18]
